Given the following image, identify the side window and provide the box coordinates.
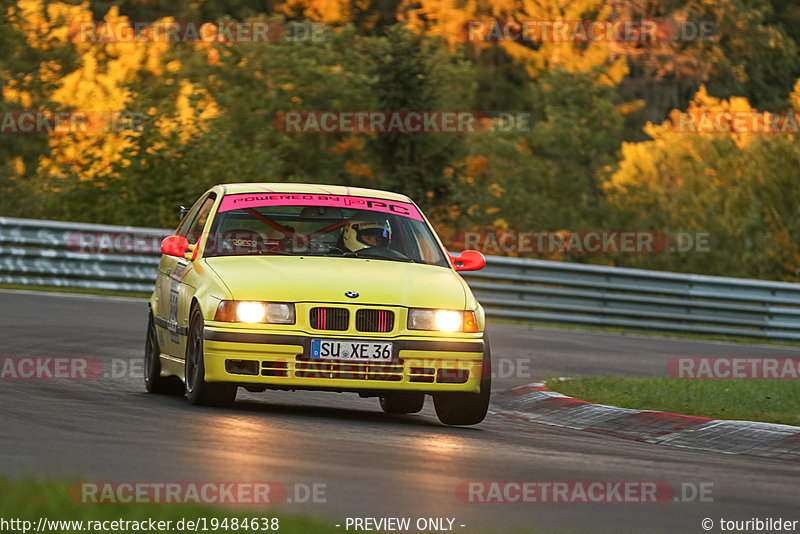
[185,195,216,245]
[176,196,206,238]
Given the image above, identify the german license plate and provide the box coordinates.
[311,339,393,362]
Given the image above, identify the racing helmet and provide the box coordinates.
[342,216,392,252]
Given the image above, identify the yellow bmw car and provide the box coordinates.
[144,183,490,425]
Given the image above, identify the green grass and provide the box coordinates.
[0,476,578,534]
[0,476,340,534]
[545,375,800,427]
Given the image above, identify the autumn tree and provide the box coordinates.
[605,85,800,280]
[365,26,473,216]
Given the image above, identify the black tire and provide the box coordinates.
[433,337,491,425]
[144,311,184,395]
[379,392,425,414]
[185,306,237,408]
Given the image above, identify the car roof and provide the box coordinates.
[217,183,413,203]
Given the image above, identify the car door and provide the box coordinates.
[173,194,217,360]
[154,193,215,358]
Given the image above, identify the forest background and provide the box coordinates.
[1,0,799,280]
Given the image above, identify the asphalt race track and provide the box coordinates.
[2,289,799,533]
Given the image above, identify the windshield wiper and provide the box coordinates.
[341,251,414,263]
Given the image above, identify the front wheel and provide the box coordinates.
[185,306,237,408]
[433,338,491,425]
[144,311,184,395]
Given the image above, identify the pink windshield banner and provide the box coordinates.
[218,193,424,221]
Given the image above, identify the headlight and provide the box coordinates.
[434,310,462,332]
[214,301,295,324]
[265,302,295,324]
[408,309,478,333]
[237,302,266,323]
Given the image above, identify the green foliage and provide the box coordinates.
[451,69,625,232]
[605,88,800,280]
[367,26,471,212]
[698,0,800,109]
[616,0,800,121]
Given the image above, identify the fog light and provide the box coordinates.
[225,359,259,375]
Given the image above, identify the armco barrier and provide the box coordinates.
[0,217,168,293]
[462,257,800,340]
[2,217,799,340]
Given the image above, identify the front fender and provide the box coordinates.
[179,258,232,336]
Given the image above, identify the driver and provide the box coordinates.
[342,216,392,252]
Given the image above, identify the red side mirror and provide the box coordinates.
[161,235,190,258]
[450,250,486,271]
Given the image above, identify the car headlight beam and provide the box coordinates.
[214,301,295,324]
[236,301,266,323]
[408,309,477,332]
[434,310,462,332]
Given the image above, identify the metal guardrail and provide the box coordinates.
[2,217,800,340]
[461,258,800,340]
[0,217,168,293]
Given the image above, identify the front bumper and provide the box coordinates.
[202,328,486,393]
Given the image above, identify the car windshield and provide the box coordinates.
[205,194,449,267]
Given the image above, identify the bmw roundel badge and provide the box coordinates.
[345,291,359,298]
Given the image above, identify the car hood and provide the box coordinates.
[204,255,467,309]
